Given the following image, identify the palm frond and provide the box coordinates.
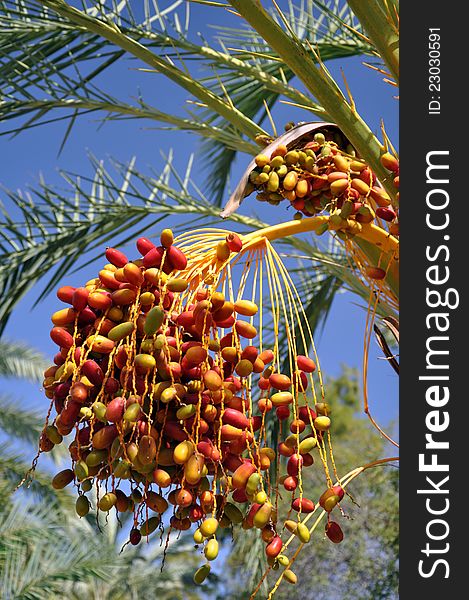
[0,494,205,600]
[0,444,73,508]
[0,395,44,446]
[95,538,208,600]
[213,0,367,45]
[5,0,265,142]
[0,500,121,599]
[347,0,399,84]
[0,497,61,539]
[0,0,374,203]
[0,97,257,154]
[0,340,48,382]
[227,528,268,597]
[280,243,398,319]
[294,272,342,340]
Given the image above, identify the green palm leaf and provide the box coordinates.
[0,497,206,600]
[0,395,44,447]
[0,0,374,204]
[0,444,73,507]
[0,340,48,382]
[0,501,120,599]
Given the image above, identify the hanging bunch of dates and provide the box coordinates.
[223,123,399,240]
[36,227,345,587]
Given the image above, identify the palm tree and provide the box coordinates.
[0,0,399,596]
[0,0,398,333]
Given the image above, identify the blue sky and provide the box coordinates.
[0,2,398,442]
